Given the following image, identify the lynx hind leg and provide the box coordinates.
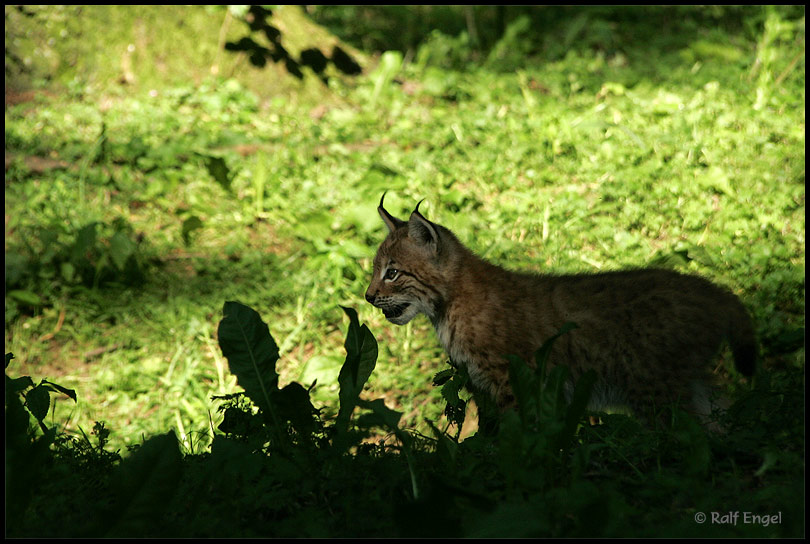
[491,378,516,412]
[563,378,633,416]
[688,381,731,433]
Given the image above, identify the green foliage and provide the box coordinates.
[368,51,404,105]
[312,6,805,70]
[200,154,234,191]
[5,299,806,536]
[218,301,281,413]
[217,301,319,451]
[7,218,147,290]
[335,306,378,436]
[433,364,469,433]
[5,353,77,433]
[5,352,78,533]
[485,15,533,71]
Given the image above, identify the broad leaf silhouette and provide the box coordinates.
[217,301,279,415]
[336,306,378,432]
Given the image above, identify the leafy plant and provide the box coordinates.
[5,352,77,531]
[7,217,147,294]
[334,306,378,441]
[217,301,318,451]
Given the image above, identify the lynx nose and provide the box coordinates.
[365,291,376,304]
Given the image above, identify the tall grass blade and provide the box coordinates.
[560,369,596,452]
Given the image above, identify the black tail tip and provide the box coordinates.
[733,343,757,377]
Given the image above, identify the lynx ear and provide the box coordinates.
[408,200,440,252]
[378,192,406,233]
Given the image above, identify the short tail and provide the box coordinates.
[727,299,757,377]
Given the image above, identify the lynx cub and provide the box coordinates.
[365,195,756,419]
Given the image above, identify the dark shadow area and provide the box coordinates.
[225,5,362,83]
[309,6,804,63]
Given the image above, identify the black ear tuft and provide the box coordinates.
[408,206,439,252]
[378,192,406,233]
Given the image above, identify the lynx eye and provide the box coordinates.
[384,268,399,281]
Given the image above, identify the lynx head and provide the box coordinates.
[365,194,456,325]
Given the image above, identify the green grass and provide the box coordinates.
[4,5,805,537]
